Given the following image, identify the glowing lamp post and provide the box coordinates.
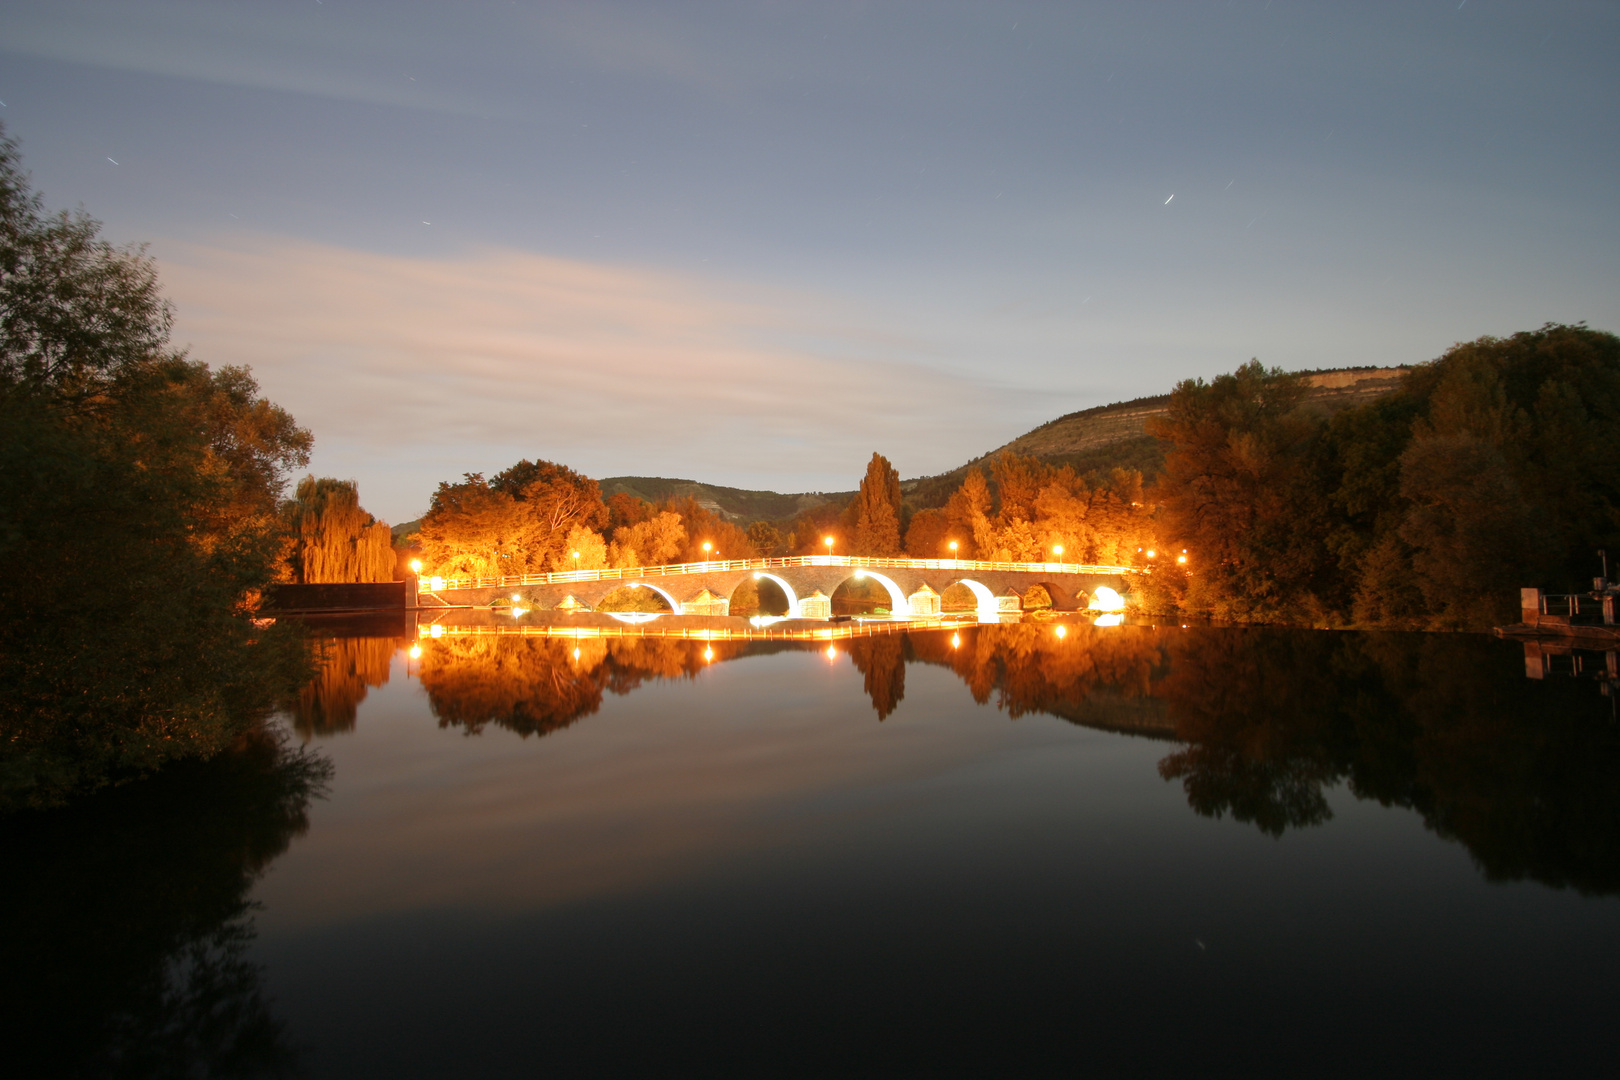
[571,551,580,576]
[409,559,423,575]
[948,540,958,563]
[824,536,835,562]
[1053,544,1064,567]
[702,541,712,564]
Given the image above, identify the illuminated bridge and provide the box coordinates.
[417,555,1142,621]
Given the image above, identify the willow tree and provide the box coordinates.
[286,477,395,583]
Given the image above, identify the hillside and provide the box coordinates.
[400,367,1411,531]
[599,476,850,523]
[902,366,1409,508]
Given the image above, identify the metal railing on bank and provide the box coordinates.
[416,554,1141,594]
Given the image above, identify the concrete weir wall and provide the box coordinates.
[262,580,411,613]
[427,566,1128,614]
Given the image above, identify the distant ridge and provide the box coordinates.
[403,367,1412,530]
[598,476,851,523]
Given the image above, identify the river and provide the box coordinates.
[6,616,1618,1077]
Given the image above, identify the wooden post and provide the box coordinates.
[1520,588,1543,625]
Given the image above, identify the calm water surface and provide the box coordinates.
[8,618,1620,1077]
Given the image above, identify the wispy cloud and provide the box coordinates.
[157,234,1028,517]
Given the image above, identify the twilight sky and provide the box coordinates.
[3,0,1616,522]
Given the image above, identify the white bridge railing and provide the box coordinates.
[418,554,1140,594]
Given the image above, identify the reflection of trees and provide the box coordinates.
[292,636,397,739]
[420,637,749,738]
[847,635,907,719]
[1152,629,1620,894]
[911,623,1165,728]
[0,726,329,1077]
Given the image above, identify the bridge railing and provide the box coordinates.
[417,554,1140,594]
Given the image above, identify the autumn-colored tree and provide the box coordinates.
[417,458,610,577]
[848,452,903,555]
[284,476,395,583]
[903,506,951,556]
[553,522,609,571]
[609,510,687,568]
[660,496,757,561]
[944,468,993,557]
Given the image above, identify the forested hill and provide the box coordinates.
[599,367,1409,522]
[599,477,851,523]
[903,366,1408,508]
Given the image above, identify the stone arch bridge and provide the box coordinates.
[419,555,1139,621]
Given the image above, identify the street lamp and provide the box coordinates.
[824,536,835,560]
[702,541,712,563]
[948,540,958,562]
[409,559,423,575]
[571,550,580,575]
[1053,544,1064,566]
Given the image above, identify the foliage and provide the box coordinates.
[1146,361,1327,622]
[1148,328,1620,628]
[284,476,395,583]
[417,458,607,578]
[0,125,314,805]
[609,510,687,568]
[848,452,903,555]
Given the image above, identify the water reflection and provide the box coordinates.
[293,618,1620,896]
[0,727,330,1078]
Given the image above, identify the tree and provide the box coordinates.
[610,511,687,568]
[0,124,313,805]
[747,520,784,557]
[903,506,951,556]
[944,468,993,557]
[849,452,903,556]
[552,523,608,571]
[1147,361,1330,622]
[284,477,395,583]
[417,458,610,577]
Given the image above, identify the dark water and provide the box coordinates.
[6,619,1620,1078]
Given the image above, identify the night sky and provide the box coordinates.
[3,1,1616,522]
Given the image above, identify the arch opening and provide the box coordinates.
[951,578,1001,623]
[595,582,682,614]
[729,575,794,617]
[830,570,910,619]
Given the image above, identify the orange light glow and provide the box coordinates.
[1177,555,1187,564]
[410,559,423,574]
[825,644,837,661]
[1055,624,1068,639]
[704,647,714,662]
[1053,544,1064,557]
[951,633,961,648]
[1146,550,1157,558]
[408,645,422,659]
[572,647,581,660]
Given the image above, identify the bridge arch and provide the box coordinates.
[952,578,1001,623]
[751,572,801,618]
[851,569,909,620]
[627,581,684,615]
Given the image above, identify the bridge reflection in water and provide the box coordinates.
[290,616,1620,896]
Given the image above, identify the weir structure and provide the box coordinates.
[417,554,1140,621]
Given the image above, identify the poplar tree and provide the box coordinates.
[851,452,903,556]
